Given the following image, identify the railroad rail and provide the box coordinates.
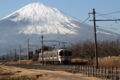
[5,64,71,71]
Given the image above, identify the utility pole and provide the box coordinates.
[19,44,21,63]
[61,42,66,49]
[6,53,9,61]
[39,35,44,65]
[14,49,16,61]
[10,51,11,61]
[89,8,98,68]
[89,9,120,69]
[52,44,57,49]
[39,35,60,65]
[27,39,29,62]
[41,35,44,65]
[93,8,98,69]
[2,54,4,60]
[6,53,8,61]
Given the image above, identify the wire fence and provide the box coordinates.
[70,65,120,80]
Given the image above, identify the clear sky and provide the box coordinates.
[0,0,120,33]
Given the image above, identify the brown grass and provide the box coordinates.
[5,60,40,65]
[0,65,101,80]
[0,67,15,75]
[71,58,88,62]
[86,56,120,67]
[72,56,120,67]
[6,56,120,67]
[98,56,120,67]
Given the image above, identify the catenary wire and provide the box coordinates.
[96,10,120,17]
[54,15,90,40]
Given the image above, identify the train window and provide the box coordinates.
[59,51,63,56]
[64,50,72,56]
[65,51,68,56]
[68,51,72,56]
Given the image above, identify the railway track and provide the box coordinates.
[5,64,77,73]
[5,64,120,80]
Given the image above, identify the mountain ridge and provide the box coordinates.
[0,2,120,53]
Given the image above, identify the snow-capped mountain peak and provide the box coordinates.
[3,2,71,23]
[0,2,120,53]
[2,2,80,35]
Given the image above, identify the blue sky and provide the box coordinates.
[0,0,120,33]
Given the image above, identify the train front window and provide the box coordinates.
[59,50,72,56]
[66,51,72,56]
[64,50,72,56]
[59,51,63,56]
[65,51,68,56]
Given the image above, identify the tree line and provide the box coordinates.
[32,39,120,61]
[69,39,120,60]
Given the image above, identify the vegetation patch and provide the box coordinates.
[10,75,37,80]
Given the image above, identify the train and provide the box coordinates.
[39,49,72,64]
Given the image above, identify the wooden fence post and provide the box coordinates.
[114,67,117,80]
[93,66,94,77]
[111,67,113,80]
[103,67,105,79]
[77,65,120,80]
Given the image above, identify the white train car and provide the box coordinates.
[39,49,72,64]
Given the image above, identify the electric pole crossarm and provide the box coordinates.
[89,19,120,21]
[42,40,60,45]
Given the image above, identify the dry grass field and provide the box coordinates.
[5,60,40,65]
[0,64,102,80]
[6,56,120,67]
[1,56,119,80]
[98,56,120,67]
[86,56,120,67]
[73,56,120,67]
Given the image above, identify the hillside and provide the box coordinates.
[0,2,120,53]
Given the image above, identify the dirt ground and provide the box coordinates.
[0,64,103,80]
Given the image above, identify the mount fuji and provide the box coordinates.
[0,2,120,53]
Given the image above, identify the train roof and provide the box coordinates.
[39,48,71,54]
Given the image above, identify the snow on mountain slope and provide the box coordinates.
[2,2,79,35]
[0,2,120,53]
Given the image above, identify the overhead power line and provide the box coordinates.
[55,15,90,40]
[96,10,120,16]
[90,19,120,21]
[94,12,120,32]
[96,12,117,19]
